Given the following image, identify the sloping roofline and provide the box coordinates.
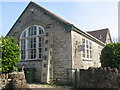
[87,28,112,43]
[7,2,105,46]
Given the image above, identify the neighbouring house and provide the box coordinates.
[7,2,112,84]
[87,28,112,44]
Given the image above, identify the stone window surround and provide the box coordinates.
[20,25,45,61]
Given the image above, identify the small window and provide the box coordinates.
[44,55,47,60]
[44,64,46,67]
[46,33,48,37]
[45,40,48,44]
[45,48,47,51]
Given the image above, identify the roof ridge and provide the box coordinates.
[87,28,109,32]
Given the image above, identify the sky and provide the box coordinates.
[1,1,118,40]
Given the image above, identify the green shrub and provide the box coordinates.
[100,43,120,68]
[0,36,20,73]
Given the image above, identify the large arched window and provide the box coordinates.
[20,25,45,60]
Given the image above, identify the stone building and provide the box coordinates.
[7,2,112,83]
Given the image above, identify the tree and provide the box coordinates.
[0,36,20,73]
[100,42,120,68]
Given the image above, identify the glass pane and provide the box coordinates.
[39,54,41,58]
[87,50,89,58]
[83,50,85,58]
[39,48,42,53]
[39,27,43,34]
[34,38,36,42]
[39,43,41,47]
[82,38,85,44]
[89,41,92,49]
[90,50,92,58]
[28,28,31,36]
[33,26,36,35]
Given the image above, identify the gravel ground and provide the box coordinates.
[28,83,56,88]
[28,83,73,89]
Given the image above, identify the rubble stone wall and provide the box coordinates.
[79,67,119,88]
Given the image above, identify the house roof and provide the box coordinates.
[7,2,105,46]
[87,28,110,43]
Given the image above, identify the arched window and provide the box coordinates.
[20,25,45,60]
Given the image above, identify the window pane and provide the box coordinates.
[39,54,41,58]
[22,31,26,38]
[82,38,85,58]
[28,38,36,59]
[89,41,92,49]
[39,43,41,47]
[21,40,26,60]
[28,26,37,36]
[39,48,42,53]
[28,28,31,36]
[87,50,89,58]
[82,38,85,44]
[39,27,44,34]
[86,40,88,48]
[83,50,85,58]
[39,37,41,42]
[33,26,36,35]
[90,50,92,58]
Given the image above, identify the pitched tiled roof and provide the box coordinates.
[87,28,109,43]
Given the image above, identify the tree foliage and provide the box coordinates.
[0,36,20,73]
[100,43,120,68]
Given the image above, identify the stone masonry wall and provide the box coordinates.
[52,22,72,84]
[7,4,72,84]
[19,60,42,82]
[79,67,119,88]
[71,31,104,70]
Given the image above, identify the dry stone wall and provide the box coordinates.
[79,67,119,88]
[0,72,30,90]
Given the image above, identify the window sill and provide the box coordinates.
[82,58,93,61]
[20,59,43,61]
